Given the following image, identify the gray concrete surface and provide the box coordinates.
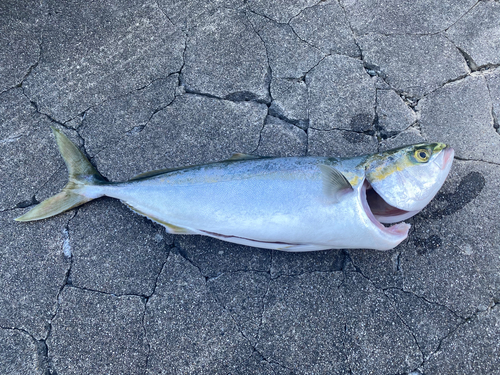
[1,0,499,374]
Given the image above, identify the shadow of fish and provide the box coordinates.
[16,128,454,251]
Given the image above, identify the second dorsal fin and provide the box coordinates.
[130,154,267,181]
[130,167,186,181]
[226,153,265,161]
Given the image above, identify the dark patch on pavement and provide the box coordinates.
[343,131,368,144]
[15,195,39,208]
[349,113,373,132]
[225,91,259,102]
[414,234,442,255]
[271,248,349,277]
[430,171,486,218]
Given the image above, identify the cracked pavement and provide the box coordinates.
[1,0,499,374]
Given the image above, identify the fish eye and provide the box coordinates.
[414,149,430,162]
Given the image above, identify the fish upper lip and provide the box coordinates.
[437,147,454,170]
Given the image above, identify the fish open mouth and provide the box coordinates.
[361,180,412,237]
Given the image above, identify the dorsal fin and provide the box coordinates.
[130,167,185,181]
[319,164,353,203]
[226,153,264,161]
[130,154,268,181]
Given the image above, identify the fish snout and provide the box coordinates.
[436,147,454,170]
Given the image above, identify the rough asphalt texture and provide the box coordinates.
[1,0,499,374]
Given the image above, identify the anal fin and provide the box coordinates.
[276,244,334,252]
[123,202,197,234]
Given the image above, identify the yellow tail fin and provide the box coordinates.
[15,127,106,221]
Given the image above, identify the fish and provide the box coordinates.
[15,127,454,251]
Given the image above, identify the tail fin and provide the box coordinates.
[15,127,106,221]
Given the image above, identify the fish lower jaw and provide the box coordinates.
[384,222,411,236]
[360,180,411,244]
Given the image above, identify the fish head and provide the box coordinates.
[364,143,454,223]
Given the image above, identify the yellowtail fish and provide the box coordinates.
[16,128,454,251]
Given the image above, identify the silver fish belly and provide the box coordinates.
[15,128,454,252]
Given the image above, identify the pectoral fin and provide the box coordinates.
[319,164,353,203]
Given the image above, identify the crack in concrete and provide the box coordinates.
[336,271,354,375]
[167,241,283,371]
[176,246,276,371]
[169,241,280,369]
[23,62,183,129]
[82,78,182,159]
[363,63,405,99]
[247,10,321,136]
[383,286,464,322]
[251,116,267,154]
[348,252,466,319]
[382,291,426,368]
[206,278,268,359]
[178,32,188,88]
[287,0,325,24]
[364,62,430,108]
[0,325,50,375]
[443,34,500,75]
[430,314,471,358]
[20,89,98,170]
[373,89,382,150]
[303,52,333,79]
[245,11,306,141]
[344,251,498,370]
[454,156,500,167]
[128,88,179,138]
[268,105,309,130]
[41,210,77,375]
[0,132,27,145]
[0,206,25,213]
[153,0,174,26]
[142,241,171,375]
[71,70,183,134]
[182,89,270,105]
[341,322,353,375]
[255,250,273,356]
[205,269,271,282]
[306,126,376,139]
[343,265,427,371]
[64,284,149,299]
[337,0,363,58]
[32,165,65,204]
[443,0,481,34]
[244,8,286,26]
[337,1,482,38]
[415,71,472,101]
[269,268,345,281]
[16,29,43,91]
[0,85,23,97]
[456,46,478,72]
[243,10,273,107]
[485,74,500,135]
[374,89,421,142]
[172,239,206,278]
[286,20,329,57]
